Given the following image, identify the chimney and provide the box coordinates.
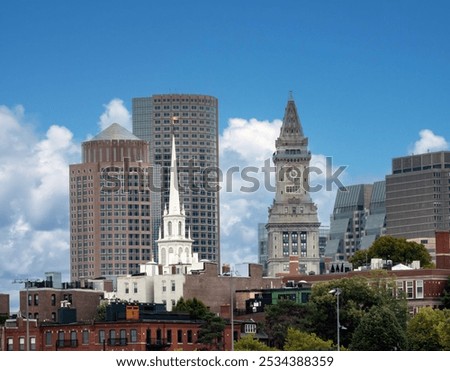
[435,231,450,269]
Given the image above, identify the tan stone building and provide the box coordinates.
[69,123,158,280]
[266,96,320,276]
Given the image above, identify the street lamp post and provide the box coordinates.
[329,288,342,351]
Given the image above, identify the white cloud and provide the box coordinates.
[218,117,341,267]
[98,98,132,131]
[0,105,80,309]
[410,129,448,154]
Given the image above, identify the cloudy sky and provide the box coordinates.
[1,0,450,310]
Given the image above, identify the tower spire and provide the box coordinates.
[168,135,181,215]
[279,95,304,138]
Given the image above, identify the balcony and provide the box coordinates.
[56,339,78,349]
[146,337,170,351]
[107,337,128,346]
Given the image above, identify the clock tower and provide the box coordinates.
[266,94,320,276]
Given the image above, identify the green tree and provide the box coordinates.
[407,307,446,350]
[350,236,433,269]
[173,297,208,319]
[197,311,226,350]
[436,309,450,350]
[284,328,334,351]
[441,277,450,309]
[304,274,407,348]
[350,305,407,350]
[265,300,310,349]
[95,301,108,321]
[234,334,275,351]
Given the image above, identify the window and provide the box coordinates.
[177,329,183,343]
[45,331,52,346]
[34,294,39,306]
[130,329,137,343]
[187,330,193,343]
[396,281,404,298]
[120,329,127,345]
[416,280,424,299]
[7,338,13,351]
[51,294,56,306]
[19,337,25,351]
[406,281,414,299]
[57,331,65,348]
[82,330,89,345]
[167,329,172,344]
[70,331,77,347]
[109,329,116,346]
[171,281,176,292]
[99,330,105,344]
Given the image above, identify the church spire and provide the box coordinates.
[168,135,181,215]
[280,92,304,138]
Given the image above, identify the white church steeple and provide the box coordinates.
[157,135,194,271]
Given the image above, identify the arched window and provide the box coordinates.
[168,221,172,236]
[178,221,182,236]
[160,249,166,266]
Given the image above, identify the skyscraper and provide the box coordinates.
[69,123,159,280]
[132,94,220,264]
[266,96,320,276]
[326,181,386,262]
[386,151,450,238]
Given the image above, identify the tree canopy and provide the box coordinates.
[350,235,433,269]
[265,299,310,349]
[407,307,450,350]
[350,305,407,350]
[264,275,408,349]
[234,335,275,351]
[173,297,225,350]
[283,328,334,351]
[172,297,209,319]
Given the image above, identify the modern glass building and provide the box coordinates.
[132,94,220,264]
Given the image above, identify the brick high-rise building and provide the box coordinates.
[132,94,220,264]
[69,123,160,280]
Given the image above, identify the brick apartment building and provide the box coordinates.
[19,288,104,323]
[0,307,246,351]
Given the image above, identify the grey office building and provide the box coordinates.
[132,94,220,263]
[386,151,450,238]
[326,181,386,261]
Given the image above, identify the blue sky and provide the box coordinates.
[1,0,450,308]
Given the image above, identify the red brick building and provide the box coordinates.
[0,313,241,351]
[19,288,104,323]
[0,294,9,317]
[183,263,282,314]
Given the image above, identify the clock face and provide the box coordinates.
[289,168,299,179]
